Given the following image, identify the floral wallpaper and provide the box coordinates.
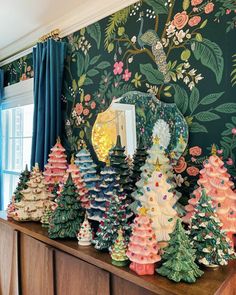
[1,0,236,203]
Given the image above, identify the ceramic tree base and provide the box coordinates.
[78,241,91,246]
[111,259,129,267]
[129,262,155,275]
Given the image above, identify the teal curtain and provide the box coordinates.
[31,39,67,170]
[0,69,4,209]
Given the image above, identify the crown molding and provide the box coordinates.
[0,0,138,64]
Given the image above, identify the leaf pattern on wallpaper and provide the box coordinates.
[87,23,101,49]
[104,5,133,50]
[144,0,169,14]
[140,63,164,85]
[231,53,236,87]
[191,39,224,84]
[215,0,236,32]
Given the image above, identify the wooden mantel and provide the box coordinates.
[0,211,235,295]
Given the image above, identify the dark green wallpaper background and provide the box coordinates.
[1,0,236,198]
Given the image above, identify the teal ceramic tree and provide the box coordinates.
[48,173,85,239]
[14,165,31,202]
[109,135,132,197]
[75,146,99,192]
[157,219,203,283]
[189,189,235,267]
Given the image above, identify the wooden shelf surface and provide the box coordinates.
[0,211,235,295]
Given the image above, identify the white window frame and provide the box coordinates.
[1,78,33,209]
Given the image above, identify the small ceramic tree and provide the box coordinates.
[44,137,67,190]
[41,203,53,227]
[157,219,204,283]
[189,189,235,267]
[110,228,129,266]
[126,208,161,275]
[48,173,84,239]
[77,214,92,246]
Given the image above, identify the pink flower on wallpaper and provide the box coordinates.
[187,166,200,176]
[188,16,201,27]
[84,94,91,102]
[204,3,214,14]
[83,108,89,116]
[226,158,234,165]
[172,11,189,29]
[191,0,203,6]
[122,69,131,81]
[113,61,124,75]
[174,157,187,173]
[191,157,196,162]
[232,128,236,135]
[189,146,202,156]
[90,101,96,109]
[226,9,231,15]
[217,149,223,154]
[75,103,83,115]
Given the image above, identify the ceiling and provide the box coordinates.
[0,0,84,50]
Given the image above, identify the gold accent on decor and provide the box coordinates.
[38,29,60,42]
[153,136,160,145]
[139,207,148,216]
[211,144,217,156]
[179,135,185,145]
[70,154,75,165]
[57,136,61,144]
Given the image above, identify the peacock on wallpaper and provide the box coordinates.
[2,0,236,200]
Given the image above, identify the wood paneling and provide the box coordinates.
[20,233,54,295]
[111,275,156,295]
[55,249,110,295]
[0,222,19,295]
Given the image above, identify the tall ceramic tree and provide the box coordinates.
[130,137,148,190]
[44,137,67,191]
[157,219,204,283]
[139,170,178,243]
[109,135,133,197]
[189,189,235,267]
[13,165,31,202]
[48,173,84,239]
[183,146,236,242]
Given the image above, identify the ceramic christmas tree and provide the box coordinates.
[132,137,180,211]
[139,170,178,243]
[157,219,203,283]
[13,165,31,203]
[93,194,130,251]
[48,173,84,239]
[63,155,90,208]
[87,167,120,222]
[75,146,99,194]
[44,137,67,191]
[189,189,235,267]
[126,208,161,275]
[130,137,148,189]
[110,228,129,266]
[51,182,60,201]
[109,135,133,196]
[77,214,92,246]
[183,145,236,242]
[11,164,52,221]
[41,203,53,227]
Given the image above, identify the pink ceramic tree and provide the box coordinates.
[126,208,161,275]
[44,137,67,191]
[62,155,90,208]
[183,146,236,242]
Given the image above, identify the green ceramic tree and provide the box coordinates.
[189,189,235,267]
[109,135,132,197]
[157,219,203,283]
[41,205,53,228]
[14,165,31,202]
[110,228,129,266]
[48,173,84,239]
[130,137,148,190]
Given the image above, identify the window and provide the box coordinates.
[0,79,33,209]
